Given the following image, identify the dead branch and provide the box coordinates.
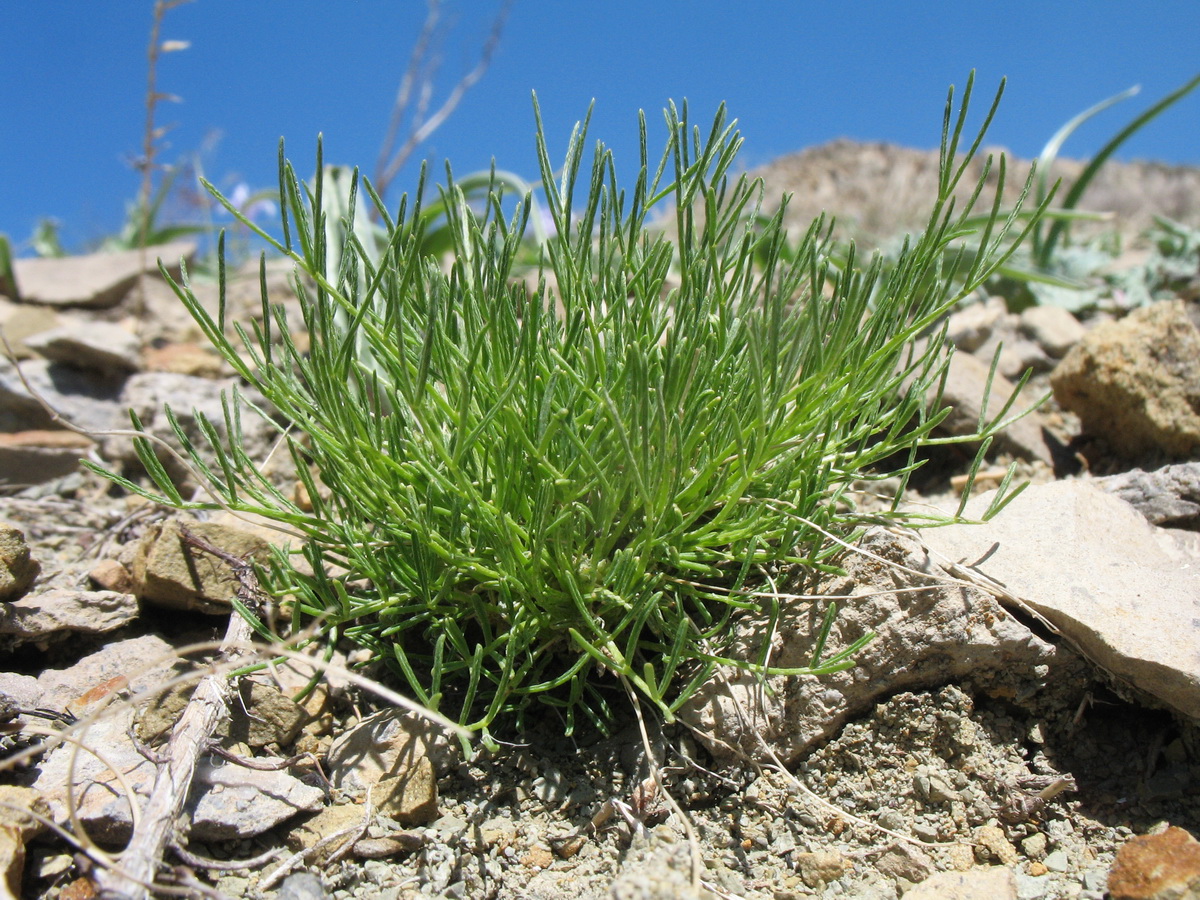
[95,541,256,900]
[373,0,515,202]
[136,0,194,323]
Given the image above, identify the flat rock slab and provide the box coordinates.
[0,430,95,488]
[31,707,323,843]
[0,588,138,644]
[1095,462,1200,530]
[680,527,1059,765]
[922,479,1200,721]
[1051,299,1200,459]
[23,321,141,375]
[9,242,195,308]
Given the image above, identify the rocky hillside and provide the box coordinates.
[0,142,1198,900]
[751,139,1200,244]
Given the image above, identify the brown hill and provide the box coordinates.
[750,138,1200,246]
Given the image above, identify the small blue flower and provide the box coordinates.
[228,182,277,222]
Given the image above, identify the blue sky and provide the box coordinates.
[4,1,1198,254]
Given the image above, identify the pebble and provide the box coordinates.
[1021,832,1048,860]
[276,872,330,900]
[1043,848,1070,872]
[1014,872,1052,900]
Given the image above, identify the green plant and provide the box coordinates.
[93,74,1043,743]
[797,73,1200,315]
[983,73,1200,311]
[1031,73,1200,269]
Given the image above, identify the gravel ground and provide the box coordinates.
[7,462,1200,900]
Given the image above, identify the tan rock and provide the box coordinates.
[906,867,1018,900]
[9,242,195,308]
[24,320,140,374]
[131,517,270,613]
[89,558,136,594]
[935,348,1054,465]
[325,709,461,795]
[680,527,1057,765]
[0,589,139,643]
[352,832,423,858]
[1052,300,1200,459]
[0,786,49,900]
[923,480,1200,722]
[0,305,61,358]
[0,523,39,601]
[286,803,368,865]
[1109,826,1200,900]
[1019,305,1085,358]
[372,756,438,826]
[141,342,226,378]
[227,680,304,749]
[795,850,851,888]
[974,823,1020,866]
[0,430,93,487]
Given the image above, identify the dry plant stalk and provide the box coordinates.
[94,560,255,899]
[373,0,514,202]
[134,0,193,323]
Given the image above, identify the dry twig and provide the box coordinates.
[94,538,256,900]
[373,0,515,202]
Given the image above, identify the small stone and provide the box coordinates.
[945,842,976,871]
[59,876,101,900]
[1095,462,1200,530]
[874,842,935,882]
[479,816,518,850]
[352,832,423,859]
[141,342,226,378]
[24,321,140,375]
[1020,306,1085,358]
[0,305,61,358]
[0,356,123,434]
[1043,849,1070,872]
[1108,826,1200,900]
[552,834,587,859]
[0,430,94,487]
[131,517,271,613]
[89,558,136,594]
[275,871,330,900]
[37,633,176,711]
[948,297,1007,352]
[102,371,281,488]
[325,708,460,796]
[1015,872,1052,900]
[795,850,850,888]
[228,680,305,749]
[906,867,1018,900]
[532,764,569,807]
[0,786,50,899]
[0,523,39,601]
[0,588,139,644]
[9,242,195,308]
[912,820,940,843]
[929,346,1054,465]
[372,756,438,826]
[1028,862,1048,877]
[926,774,960,803]
[521,845,554,870]
[286,804,369,865]
[974,824,1020,866]
[1052,299,1200,459]
[190,757,324,841]
[1021,832,1048,860]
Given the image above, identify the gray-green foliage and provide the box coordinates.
[94,75,1043,741]
[982,73,1199,311]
